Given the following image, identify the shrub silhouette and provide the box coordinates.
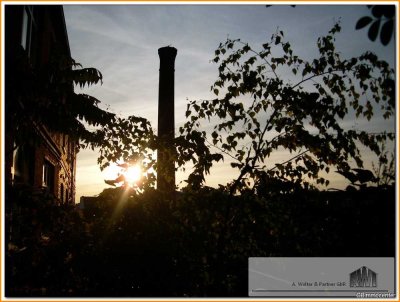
[6,184,395,297]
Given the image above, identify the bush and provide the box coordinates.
[5,184,395,297]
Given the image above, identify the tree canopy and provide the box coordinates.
[179,22,394,193]
[7,44,114,150]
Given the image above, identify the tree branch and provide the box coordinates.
[205,138,237,162]
[267,149,310,172]
[236,40,279,79]
[291,69,342,89]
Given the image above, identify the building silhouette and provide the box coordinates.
[5,5,76,204]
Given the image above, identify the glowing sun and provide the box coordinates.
[124,165,142,185]
[103,163,142,187]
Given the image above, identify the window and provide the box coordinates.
[20,7,30,50]
[12,146,23,181]
[20,6,37,60]
[12,144,34,185]
[42,160,55,192]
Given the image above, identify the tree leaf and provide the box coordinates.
[382,5,395,18]
[368,19,381,41]
[372,5,384,18]
[355,16,373,30]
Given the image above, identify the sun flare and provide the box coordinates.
[124,165,142,185]
[103,163,142,187]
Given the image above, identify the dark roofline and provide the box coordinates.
[59,5,71,57]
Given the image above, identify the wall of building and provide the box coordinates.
[5,5,77,204]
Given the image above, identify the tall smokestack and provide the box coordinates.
[157,46,177,193]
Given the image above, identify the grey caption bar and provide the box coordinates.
[249,257,395,298]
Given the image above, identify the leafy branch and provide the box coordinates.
[179,21,394,194]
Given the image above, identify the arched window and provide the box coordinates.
[12,144,34,185]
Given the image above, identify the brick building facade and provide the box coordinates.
[5,5,77,204]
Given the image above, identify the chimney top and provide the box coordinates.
[158,46,177,57]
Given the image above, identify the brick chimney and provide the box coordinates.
[157,46,177,193]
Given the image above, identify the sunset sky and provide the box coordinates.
[63,4,396,201]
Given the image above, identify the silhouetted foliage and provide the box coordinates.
[96,115,158,190]
[6,44,114,151]
[6,184,395,297]
[5,185,89,296]
[356,5,395,45]
[266,5,395,46]
[372,143,395,187]
[7,43,159,190]
[178,22,394,193]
